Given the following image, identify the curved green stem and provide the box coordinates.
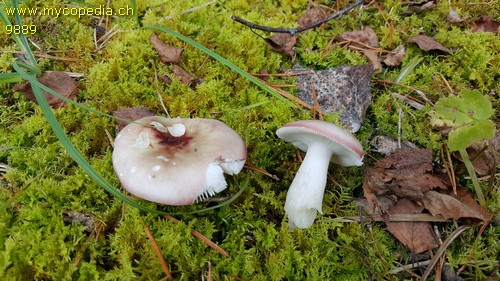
[459,148,485,206]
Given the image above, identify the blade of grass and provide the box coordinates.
[458,148,486,205]
[143,25,294,106]
[395,56,423,84]
[0,73,25,84]
[9,0,38,68]
[129,0,139,24]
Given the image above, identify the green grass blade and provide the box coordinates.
[395,56,423,84]
[143,25,293,106]
[10,0,38,68]
[129,0,139,24]
[0,73,25,84]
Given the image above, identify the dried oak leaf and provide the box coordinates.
[407,34,450,53]
[382,44,405,67]
[422,188,490,223]
[385,199,439,253]
[471,16,500,33]
[113,107,156,130]
[265,33,297,57]
[340,26,382,71]
[284,64,373,132]
[363,148,448,211]
[298,6,327,27]
[150,32,183,64]
[12,71,78,108]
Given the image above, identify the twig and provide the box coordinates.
[338,213,451,222]
[421,225,470,281]
[143,225,173,280]
[231,0,364,35]
[163,215,230,257]
[244,162,280,181]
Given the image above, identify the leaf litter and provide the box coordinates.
[284,64,373,132]
[12,71,78,108]
[362,148,490,253]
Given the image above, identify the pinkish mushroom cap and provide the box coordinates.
[112,116,247,205]
[276,120,364,228]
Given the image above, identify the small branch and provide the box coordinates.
[421,225,470,281]
[231,0,364,35]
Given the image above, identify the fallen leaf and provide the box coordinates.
[298,6,327,27]
[171,65,197,85]
[457,133,499,175]
[422,188,490,223]
[340,26,382,71]
[407,34,450,53]
[446,7,468,24]
[363,148,448,210]
[385,199,439,253]
[150,32,183,64]
[284,64,373,132]
[265,33,297,57]
[471,15,500,33]
[402,1,436,16]
[113,107,156,130]
[382,44,405,67]
[12,71,78,108]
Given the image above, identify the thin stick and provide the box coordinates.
[231,0,364,35]
[143,225,173,279]
[338,213,451,222]
[421,225,470,280]
[252,71,314,77]
[163,215,230,257]
[244,162,280,181]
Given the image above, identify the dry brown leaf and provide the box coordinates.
[363,148,448,211]
[284,64,373,132]
[471,15,500,33]
[461,133,499,175]
[340,27,382,71]
[385,199,439,253]
[422,188,490,223]
[265,33,297,57]
[402,1,436,16]
[298,6,327,27]
[171,65,196,85]
[382,44,405,67]
[150,32,183,64]
[12,71,78,108]
[112,107,156,130]
[407,34,450,53]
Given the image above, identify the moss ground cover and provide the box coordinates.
[0,0,498,279]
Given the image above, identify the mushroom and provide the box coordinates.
[276,120,364,228]
[112,116,247,205]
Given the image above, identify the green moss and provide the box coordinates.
[0,0,499,280]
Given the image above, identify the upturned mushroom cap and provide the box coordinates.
[112,116,247,205]
[276,120,364,166]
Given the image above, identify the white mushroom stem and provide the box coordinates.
[284,142,332,229]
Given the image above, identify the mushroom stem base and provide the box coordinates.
[284,143,332,229]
